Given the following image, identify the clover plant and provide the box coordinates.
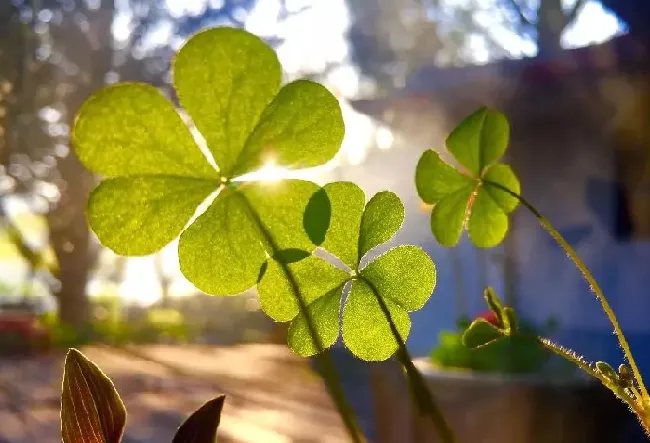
[68,23,650,443]
[73,27,452,443]
[431,309,558,375]
[416,108,650,435]
[415,108,519,248]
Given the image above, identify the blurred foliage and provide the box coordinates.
[1,213,59,273]
[39,311,194,348]
[345,0,603,94]
[431,316,560,374]
[499,0,588,56]
[346,0,498,94]
[38,292,272,349]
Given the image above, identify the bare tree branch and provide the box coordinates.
[277,0,312,21]
[505,0,532,27]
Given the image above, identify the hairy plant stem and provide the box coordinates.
[483,179,650,404]
[534,333,650,431]
[526,334,642,415]
[236,191,365,443]
[360,276,456,443]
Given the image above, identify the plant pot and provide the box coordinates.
[413,358,629,443]
[369,358,631,443]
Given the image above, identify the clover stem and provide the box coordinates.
[483,179,650,403]
[533,335,642,413]
[236,192,365,443]
[537,334,650,432]
[360,276,456,443]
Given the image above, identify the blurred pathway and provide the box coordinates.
[0,345,349,442]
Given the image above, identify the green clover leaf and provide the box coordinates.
[462,288,521,349]
[461,318,504,349]
[73,27,344,296]
[415,107,520,248]
[266,182,436,361]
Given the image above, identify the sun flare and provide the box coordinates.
[244,160,288,182]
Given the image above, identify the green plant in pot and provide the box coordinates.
[418,290,616,443]
[431,306,559,376]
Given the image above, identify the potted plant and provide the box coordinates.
[410,292,629,443]
[369,291,629,443]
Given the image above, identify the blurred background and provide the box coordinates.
[0,0,649,442]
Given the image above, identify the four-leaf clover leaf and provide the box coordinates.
[257,182,437,361]
[415,107,520,248]
[73,27,344,296]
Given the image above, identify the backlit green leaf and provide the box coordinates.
[462,319,504,349]
[320,182,365,269]
[446,107,509,176]
[173,27,281,176]
[258,255,348,322]
[61,349,126,443]
[88,177,216,256]
[360,245,435,312]
[73,83,218,180]
[179,181,320,296]
[178,188,267,296]
[468,185,509,248]
[231,80,345,176]
[483,164,520,213]
[75,27,354,367]
[415,107,520,249]
[358,191,404,261]
[288,285,344,357]
[342,279,410,361]
[302,185,434,360]
[415,150,473,204]
[240,180,321,253]
[430,186,473,247]
[172,395,225,443]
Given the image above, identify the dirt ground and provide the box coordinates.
[0,344,350,442]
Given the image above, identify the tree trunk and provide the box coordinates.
[43,0,115,327]
[154,253,171,308]
[536,0,568,57]
[48,169,93,326]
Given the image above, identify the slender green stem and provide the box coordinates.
[531,334,643,417]
[360,276,456,443]
[535,337,601,382]
[237,191,365,443]
[484,179,649,402]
